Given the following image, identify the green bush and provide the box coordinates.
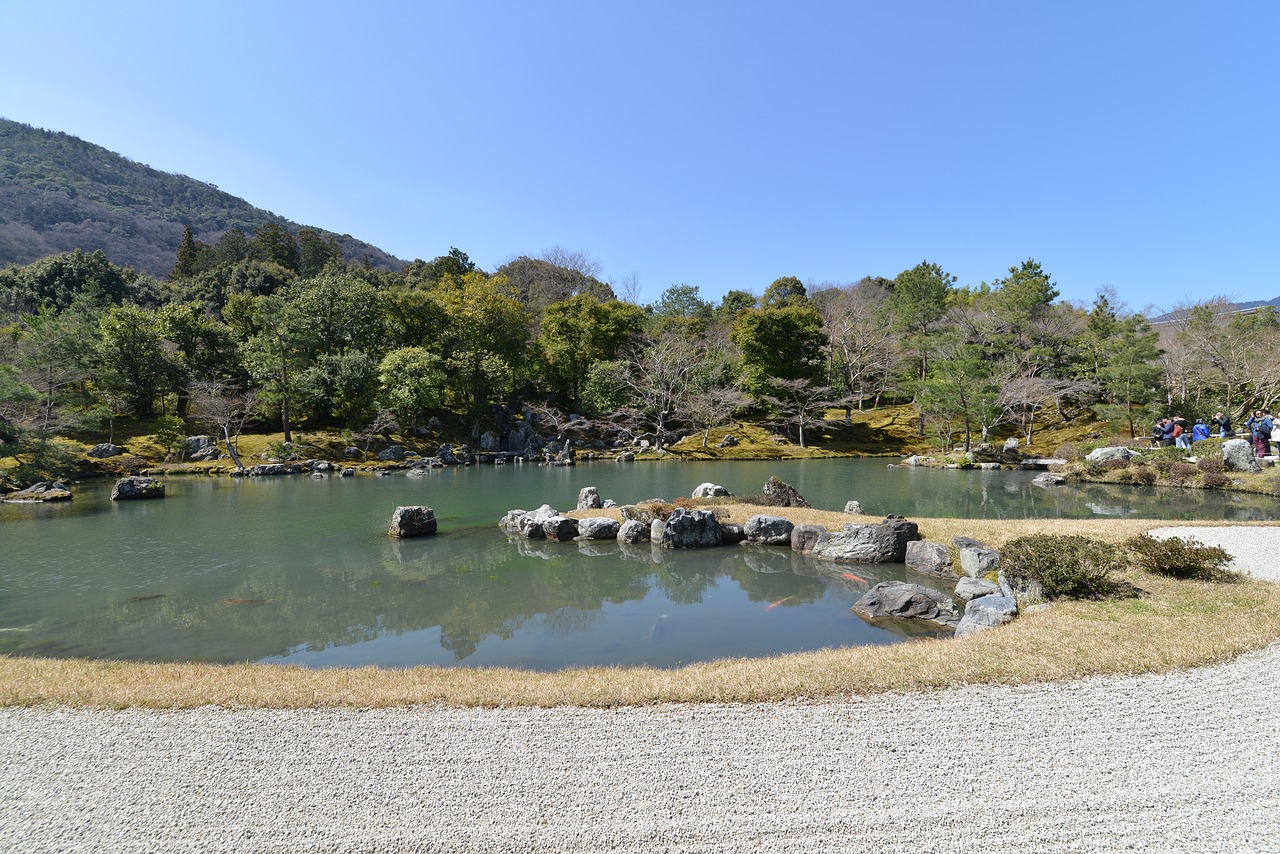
[1151,458,1173,474]
[1000,534,1125,599]
[1125,534,1236,581]
[1168,462,1199,481]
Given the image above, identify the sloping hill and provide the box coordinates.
[0,118,406,277]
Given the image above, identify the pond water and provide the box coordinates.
[2,459,1274,670]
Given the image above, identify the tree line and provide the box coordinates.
[2,226,1276,481]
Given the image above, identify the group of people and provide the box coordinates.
[1151,410,1277,457]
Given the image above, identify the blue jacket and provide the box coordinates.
[1191,423,1210,442]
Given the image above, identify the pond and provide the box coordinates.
[2,459,1275,670]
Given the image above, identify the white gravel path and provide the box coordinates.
[2,527,1279,853]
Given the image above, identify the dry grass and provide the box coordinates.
[3,515,1279,710]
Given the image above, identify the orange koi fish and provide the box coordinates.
[766,596,796,611]
[841,572,869,584]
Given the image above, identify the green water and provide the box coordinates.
[1,459,1273,670]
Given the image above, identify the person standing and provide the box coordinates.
[1172,415,1190,449]
[1192,419,1211,443]
[1212,411,1232,438]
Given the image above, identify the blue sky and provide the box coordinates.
[2,2,1276,312]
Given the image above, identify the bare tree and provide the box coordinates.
[682,385,751,447]
[764,378,835,449]
[613,335,700,451]
[539,245,604,279]
[188,380,258,471]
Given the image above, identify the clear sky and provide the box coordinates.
[2,1,1276,311]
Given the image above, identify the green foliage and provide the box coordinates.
[731,305,827,398]
[538,294,645,404]
[153,414,186,458]
[760,276,807,308]
[1000,534,1125,600]
[1125,534,1235,581]
[377,347,445,428]
[1196,452,1226,473]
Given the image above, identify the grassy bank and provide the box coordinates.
[3,513,1278,709]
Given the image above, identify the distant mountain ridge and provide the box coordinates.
[1150,296,1280,326]
[0,118,407,277]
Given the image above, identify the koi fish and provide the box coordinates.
[766,596,796,611]
[120,594,166,604]
[221,598,272,605]
[841,572,869,584]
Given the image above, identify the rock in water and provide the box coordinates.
[905,540,956,578]
[853,581,960,627]
[577,486,603,510]
[743,514,794,545]
[3,481,74,502]
[111,477,164,501]
[658,508,723,548]
[388,506,437,537]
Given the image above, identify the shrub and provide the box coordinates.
[1125,467,1157,486]
[1200,472,1230,489]
[1055,442,1083,462]
[1196,455,1225,474]
[1151,458,1173,474]
[1168,462,1199,480]
[1000,534,1125,599]
[1125,534,1236,581]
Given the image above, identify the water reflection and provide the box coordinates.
[2,458,1276,670]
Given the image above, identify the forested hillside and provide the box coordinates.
[0,119,405,276]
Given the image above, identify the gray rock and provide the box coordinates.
[692,482,731,498]
[3,481,73,502]
[720,523,747,544]
[511,504,560,539]
[339,468,354,477]
[743,514,794,545]
[760,476,810,508]
[620,504,662,525]
[111,476,164,501]
[479,431,500,452]
[902,455,923,466]
[843,500,864,515]
[248,464,289,476]
[312,461,335,472]
[658,508,723,548]
[1003,437,1020,452]
[650,518,666,542]
[853,582,960,627]
[542,516,580,541]
[405,468,427,477]
[953,536,988,550]
[959,545,1001,578]
[86,443,123,459]
[977,462,1001,470]
[810,516,920,563]
[183,435,214,453]
[577,486,603,510]
[955,577,1002,601]
[189,445,222,461]
[499,509,529,534]
[954,594,1019,638]
[617,519,650,544]
[1032,472,1066,486]
[790,524,827,553]
[378,445,406,461]
[1085,446,1140,463]
[614,451,636,462]
[437,444,458,465]
[905,540,956,578]
[998,567,1047,608]
[601,499,617,509]
[388,506,437,537]
[576,517,620,540]
[1222,439,1261,473]
[343,447,362,458]
[718,433,739,448]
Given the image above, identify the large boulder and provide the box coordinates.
[617,519,651,544]
[479,431,500,452]
[718,433,739,448]
[1085,446,1140,463]
[502,504,561,538]
[853,582,960,628]
[657,508,723,548]
[809,516,920,563]
[3,481,73,502]
[86,442,123,459]
[790,524,826,553]
[720,523,747,544]
[111,476,164,501]
[620,504,663,524]
[692,482,731,498]
[760,476,810,508]
[955,577,1002,601]
[959,544,1001,578]
[1222,439,1261,474]
[577,486,603,510]
[742,514,795,545]
[843,500,864,515]
[998,568,1046,609]
[576,517,620,540]
[378,445,406,461]
[388,506,437,537]
[248,464,289,476]
[542,515,580,541]
[905,540,956,579]
[954,594,1019,638]
[188,445,222,462]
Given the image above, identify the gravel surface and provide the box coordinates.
[3,527,1279,853]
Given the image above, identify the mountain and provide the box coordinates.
[0,118,407,277]
[1149,296,1280,326]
